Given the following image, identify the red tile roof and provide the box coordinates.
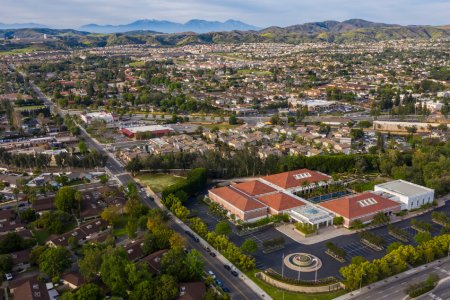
[261,169,331,189]
[257,192,306,212]
[209,186,266,211]
[233,180,276,196]
[319,192,400,219]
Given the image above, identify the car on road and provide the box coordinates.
[207,270,216,279]
[224,264,231,271]
[5,273,13,281]
[210,252,216,257]
[231,270,238,277]
[222,287,231,293]
[205,247,211,253]
[215,279,223,287]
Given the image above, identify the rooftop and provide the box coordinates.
[233,180,276,196]
[257,192,306,212]
[319,191,401,219]
[375,180,434,197]
[261,169,331,190]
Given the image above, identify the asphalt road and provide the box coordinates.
[20,70,261,300]
[349,259,450,300]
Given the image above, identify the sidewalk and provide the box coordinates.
[334,256,450,300]
[276,223,352,245]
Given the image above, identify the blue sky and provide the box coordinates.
[1,0,449,28]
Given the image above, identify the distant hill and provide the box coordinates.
[0,22,47,30]
[1,19,449,50]
[80,19,260,34]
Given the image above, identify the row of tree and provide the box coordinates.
[340,234,450,290]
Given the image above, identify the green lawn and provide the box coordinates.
[245,270,346,300]
[136,173,186,193]
[33,229,50,245]
[129,61,146,67]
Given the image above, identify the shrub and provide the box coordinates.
[360,231,386,247]
[295,223,317,234]
[333,216,344,226]
[325,242,346,258]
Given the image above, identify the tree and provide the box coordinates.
[100,247,130,297]
[228,114,237,125]
[215,221,232,236]
[101,206,120,227]
[0,232,25,254]
[99,174,109,184]
[387,242,403,254]
[351,219,364,229]
[79,246,104,282]
[126,157,143,175]
[78,141,88,154]
[0,254,13,274]
[241,239,258,254]
[38,246,72,278]
[127,219,138,239]
[372,212,390,225]
[54,186,77,212]
[75,283,103,300]
[154,275,179,300]
[414,232,432,244]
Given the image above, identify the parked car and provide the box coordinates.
[215,279,223,287]
[5,273,13,281]
[222,287,231,293]
[224,264,231,271]
[210,252,216,257]
[231,270,238,277]
[207,270,216,279]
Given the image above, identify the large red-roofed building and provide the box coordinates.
[319,191,402,227]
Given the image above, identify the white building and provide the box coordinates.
[80,112,116,125]
[374,180,434,210]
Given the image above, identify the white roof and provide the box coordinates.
[123,125,174,134]
[375,180,433,197]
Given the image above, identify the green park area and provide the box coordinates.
[136,173,186,193]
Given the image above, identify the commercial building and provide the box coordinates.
[208,169,331,222]
[121,125,174,139]
[80,112,116,124]
[319,191,402,227]
[374,180,435,210]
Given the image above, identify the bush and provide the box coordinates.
[325,242,346,258]
[411,219,432,232]
[264,269,338,287]
[333,216,344,226]
[405,273,439,297]
[387,225,409,240]
[262,237,285,249]
[295,223,317,234]
[350,219,364,229]
[360,232,385,247]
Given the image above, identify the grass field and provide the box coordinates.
[245,270,346,300]
[0,47,38,56]
[129,61,146,67]
[136,173,186,193]
[112,214,129,237]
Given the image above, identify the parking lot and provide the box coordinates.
[339,241,374,258]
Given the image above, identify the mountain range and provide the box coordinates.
[80,19,260,34]
[1,19,449,49]
[0,22,46,29]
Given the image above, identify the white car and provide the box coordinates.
[5,273,13,281]
[207,270,216,279]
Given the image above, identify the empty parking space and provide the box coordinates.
[401,226,418,236]
[340,241,374,258]
[379,233,402,244]
[246,231,277,247]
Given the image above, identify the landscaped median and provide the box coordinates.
[256,269,344,293]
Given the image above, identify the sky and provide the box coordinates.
[1,0,449,28]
